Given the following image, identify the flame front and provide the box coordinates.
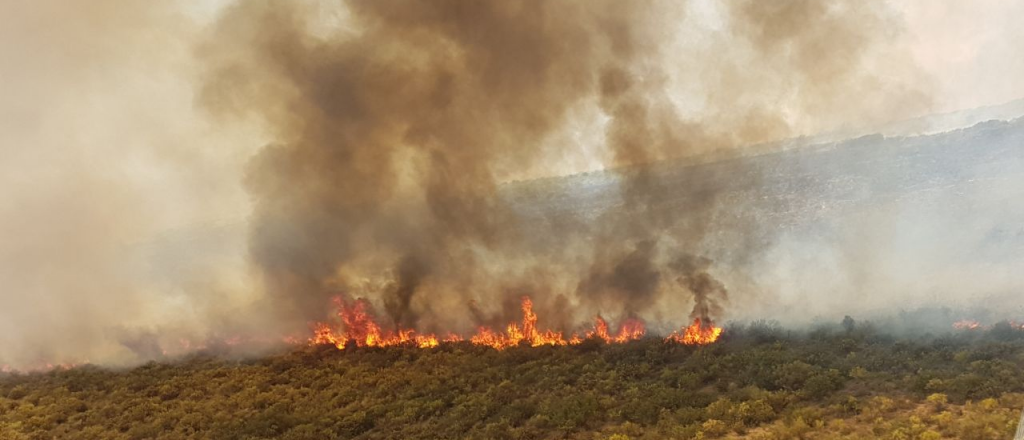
[953,320,981,330]
[319,298,440,349]
[468,297,578,349]
[587,315,646,344]
[309,296,725,350]
[951,320,1024,331]
[666,318,723,346]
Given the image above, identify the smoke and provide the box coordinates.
[671,254,728,324]
[199,0,930,336]
[0,0,260,368]
[11,0,1024,368]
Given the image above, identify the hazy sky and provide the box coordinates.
[1,0,1023,367]
[2,0,1021,229]
[897,1,1024,113]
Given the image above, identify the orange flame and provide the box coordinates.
[952,320,1024,331]
[466,297,579,349]
[666,318,723,345]
[1,361,88,374]
[314,297,441,349]
[309,295,718,350]
[587,315,646,343]
[953,320,981,330]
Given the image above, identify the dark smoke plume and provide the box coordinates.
[199,0,930,334]
[671,254,728,323]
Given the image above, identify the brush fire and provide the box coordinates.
[953,320,982,330]
[952,320,1024,331]
[308,296,721,350]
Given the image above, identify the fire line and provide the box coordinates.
[309,296,722,350]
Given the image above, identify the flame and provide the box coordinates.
[951,320,1024,331]
[953,320,981,330]
[309,295,657,350]
[587,315,646,343]
[666,318,723,345]
[311,322,346,349]
[313,297,442,349]
[5,295,722,371]
[468,297,576,349]
[1,361,88,374]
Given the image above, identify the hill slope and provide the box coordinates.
[3,325,1024,439]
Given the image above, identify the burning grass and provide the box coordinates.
[308,295,721,351]
[4,320,1024,439]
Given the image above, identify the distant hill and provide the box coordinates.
[502,116,1024,319]
[505,116,1024,224]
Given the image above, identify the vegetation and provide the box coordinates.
[3,320,1024,439]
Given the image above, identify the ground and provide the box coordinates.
[1,321,1023,439]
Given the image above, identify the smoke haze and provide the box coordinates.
[1,0,1022,368]
[199,0,932,334]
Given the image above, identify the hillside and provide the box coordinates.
[6,118,1024,439]
[3,323,1024,439]
[505,117,1024,236]
[501,117,1024,320]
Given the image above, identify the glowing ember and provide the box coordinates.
[665,318,723,345]
[310,322,345,349]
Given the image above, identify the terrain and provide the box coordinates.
[2,322,1024,439]
[503,117,1024,321]
[4,118,1024,439]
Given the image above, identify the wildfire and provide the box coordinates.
[469,297,576,349]
[1,361,87,374]
[951,320,1024,331]
[666,318,723,345]
[313,297,440,349]
[309,295,723,350]
[587,315,647,344]
[952,320,981,330]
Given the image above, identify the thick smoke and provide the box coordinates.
[0,0,264,369]
[200,0,929,335]
[20,0,1024,368]
[671,254,728,324]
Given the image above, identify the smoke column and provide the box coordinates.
[200,0,929,335]
[22,0,1024,368]
[0,0,264,368]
